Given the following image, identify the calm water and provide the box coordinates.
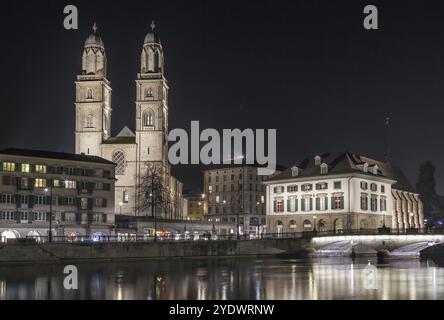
[0,257,443,300]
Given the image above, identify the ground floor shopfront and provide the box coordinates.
[266,212,395,234]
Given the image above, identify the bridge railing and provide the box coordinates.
[3,228,442,244]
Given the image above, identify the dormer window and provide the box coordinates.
[314,155,321,166]
[363,163,368,173]
[291,166,299,177]
[371,165,378,175]
[320,163,328,174]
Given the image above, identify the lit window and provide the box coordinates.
[21,164,30,173]
[287,185,298,192]
[34,178,47,188]
[81,198,88,210]
[216,196,220,203]
[301,184,313,192]
[291,166,299,177]
[2,162,15,172]
[65,180,76,189]
[113,151,125,175]
[315,183,328,190]
[261,195,265,203]
[123,191,129,203]
[334,196,343,209]
[35,165,46,173]
[274,199,284,213]
[320,163,328,174]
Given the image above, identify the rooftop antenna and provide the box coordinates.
[384,117,391,163]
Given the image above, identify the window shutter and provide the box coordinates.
[310,198,313,211]
[273,200,277,213]
[76,198,81,210]
[301,199,305,211]
[14,211,20,223]
[15,163,20,172]
[287,199,290,212]
[61,212,65,221]
[295,198,298,211]
[325,197,328,210]
[102,198,107,208]
[87,213,93,223]
[315,198,320,210]
[28,212,33,223]
[30,164,35,173]
[102,214,107,223]
[340,196,344,209]
[75,213,81,223]
[28,178,34,190]
[0,163,2,172]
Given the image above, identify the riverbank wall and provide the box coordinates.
[0,237,311,263]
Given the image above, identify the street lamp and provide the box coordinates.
[44,183,53,243]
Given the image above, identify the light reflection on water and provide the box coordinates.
[0,257,443,300]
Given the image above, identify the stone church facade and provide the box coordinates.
[74,23,184,218]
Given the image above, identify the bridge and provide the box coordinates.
[301,230,444,258]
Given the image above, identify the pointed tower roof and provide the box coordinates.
[85,22,104,48]
[144,20,161,45]
[116,126,135,137]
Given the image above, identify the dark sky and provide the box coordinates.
[1,0,444,192]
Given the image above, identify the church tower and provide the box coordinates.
[135,21,169,167]
[75,23,112,156]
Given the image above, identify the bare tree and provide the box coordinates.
[137,163,172,240]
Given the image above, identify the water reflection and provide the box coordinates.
[0,257,443,300]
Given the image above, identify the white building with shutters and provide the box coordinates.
[74,22,184,218]
[263,152,424,233]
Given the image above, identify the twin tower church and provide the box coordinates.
[74,22,184,218]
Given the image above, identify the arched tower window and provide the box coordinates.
[87,89,93,99]
[86,114,94,128]
[113,151,125,175]
[145,88,153,98]
[143,111,154,127]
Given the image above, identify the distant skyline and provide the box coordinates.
[1,0,444,192]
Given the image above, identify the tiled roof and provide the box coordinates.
[269,151,416,192]
[0,148,115,165]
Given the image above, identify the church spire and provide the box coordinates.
[384,116,391,163]
[92,22,98,34]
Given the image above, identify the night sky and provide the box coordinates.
[1,0,444,192]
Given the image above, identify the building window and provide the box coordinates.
[113,151,125,175]
[0,211,14,220]
[287,196,298,212]
[20,177,29,189]
[370,183,377,192]
[302,197,313,211]
[34,178,47,188]
[381,185,385,193]
[301,184,313,192]
[360,181,368,190]
[65,180,76,189]
[86,114,94,128]
[208,185,213,194]
[333,196,343,210]
[274,198,284,213]
[380,198,387,211]
[21,164,30,173]
[87,88,93,99]
[2,162,15,172]
[143,110,154,127]
[215,195,220,203]
[81,198,88,210]
[95,198,104,207]
[316,196,327,210]
[360,194,368,210]
[1,194,14,204]
[35,165,46,173]
[123,191,129,203]
[145,88,153,98]
[333,181,342,189]
[287,185,298,192]
[291,166,299,177]
[320,163,328,174]
[315,182,328,190]
[273,186,284,194]
[370,196,377,211]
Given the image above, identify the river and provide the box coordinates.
[0,257,443,300]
